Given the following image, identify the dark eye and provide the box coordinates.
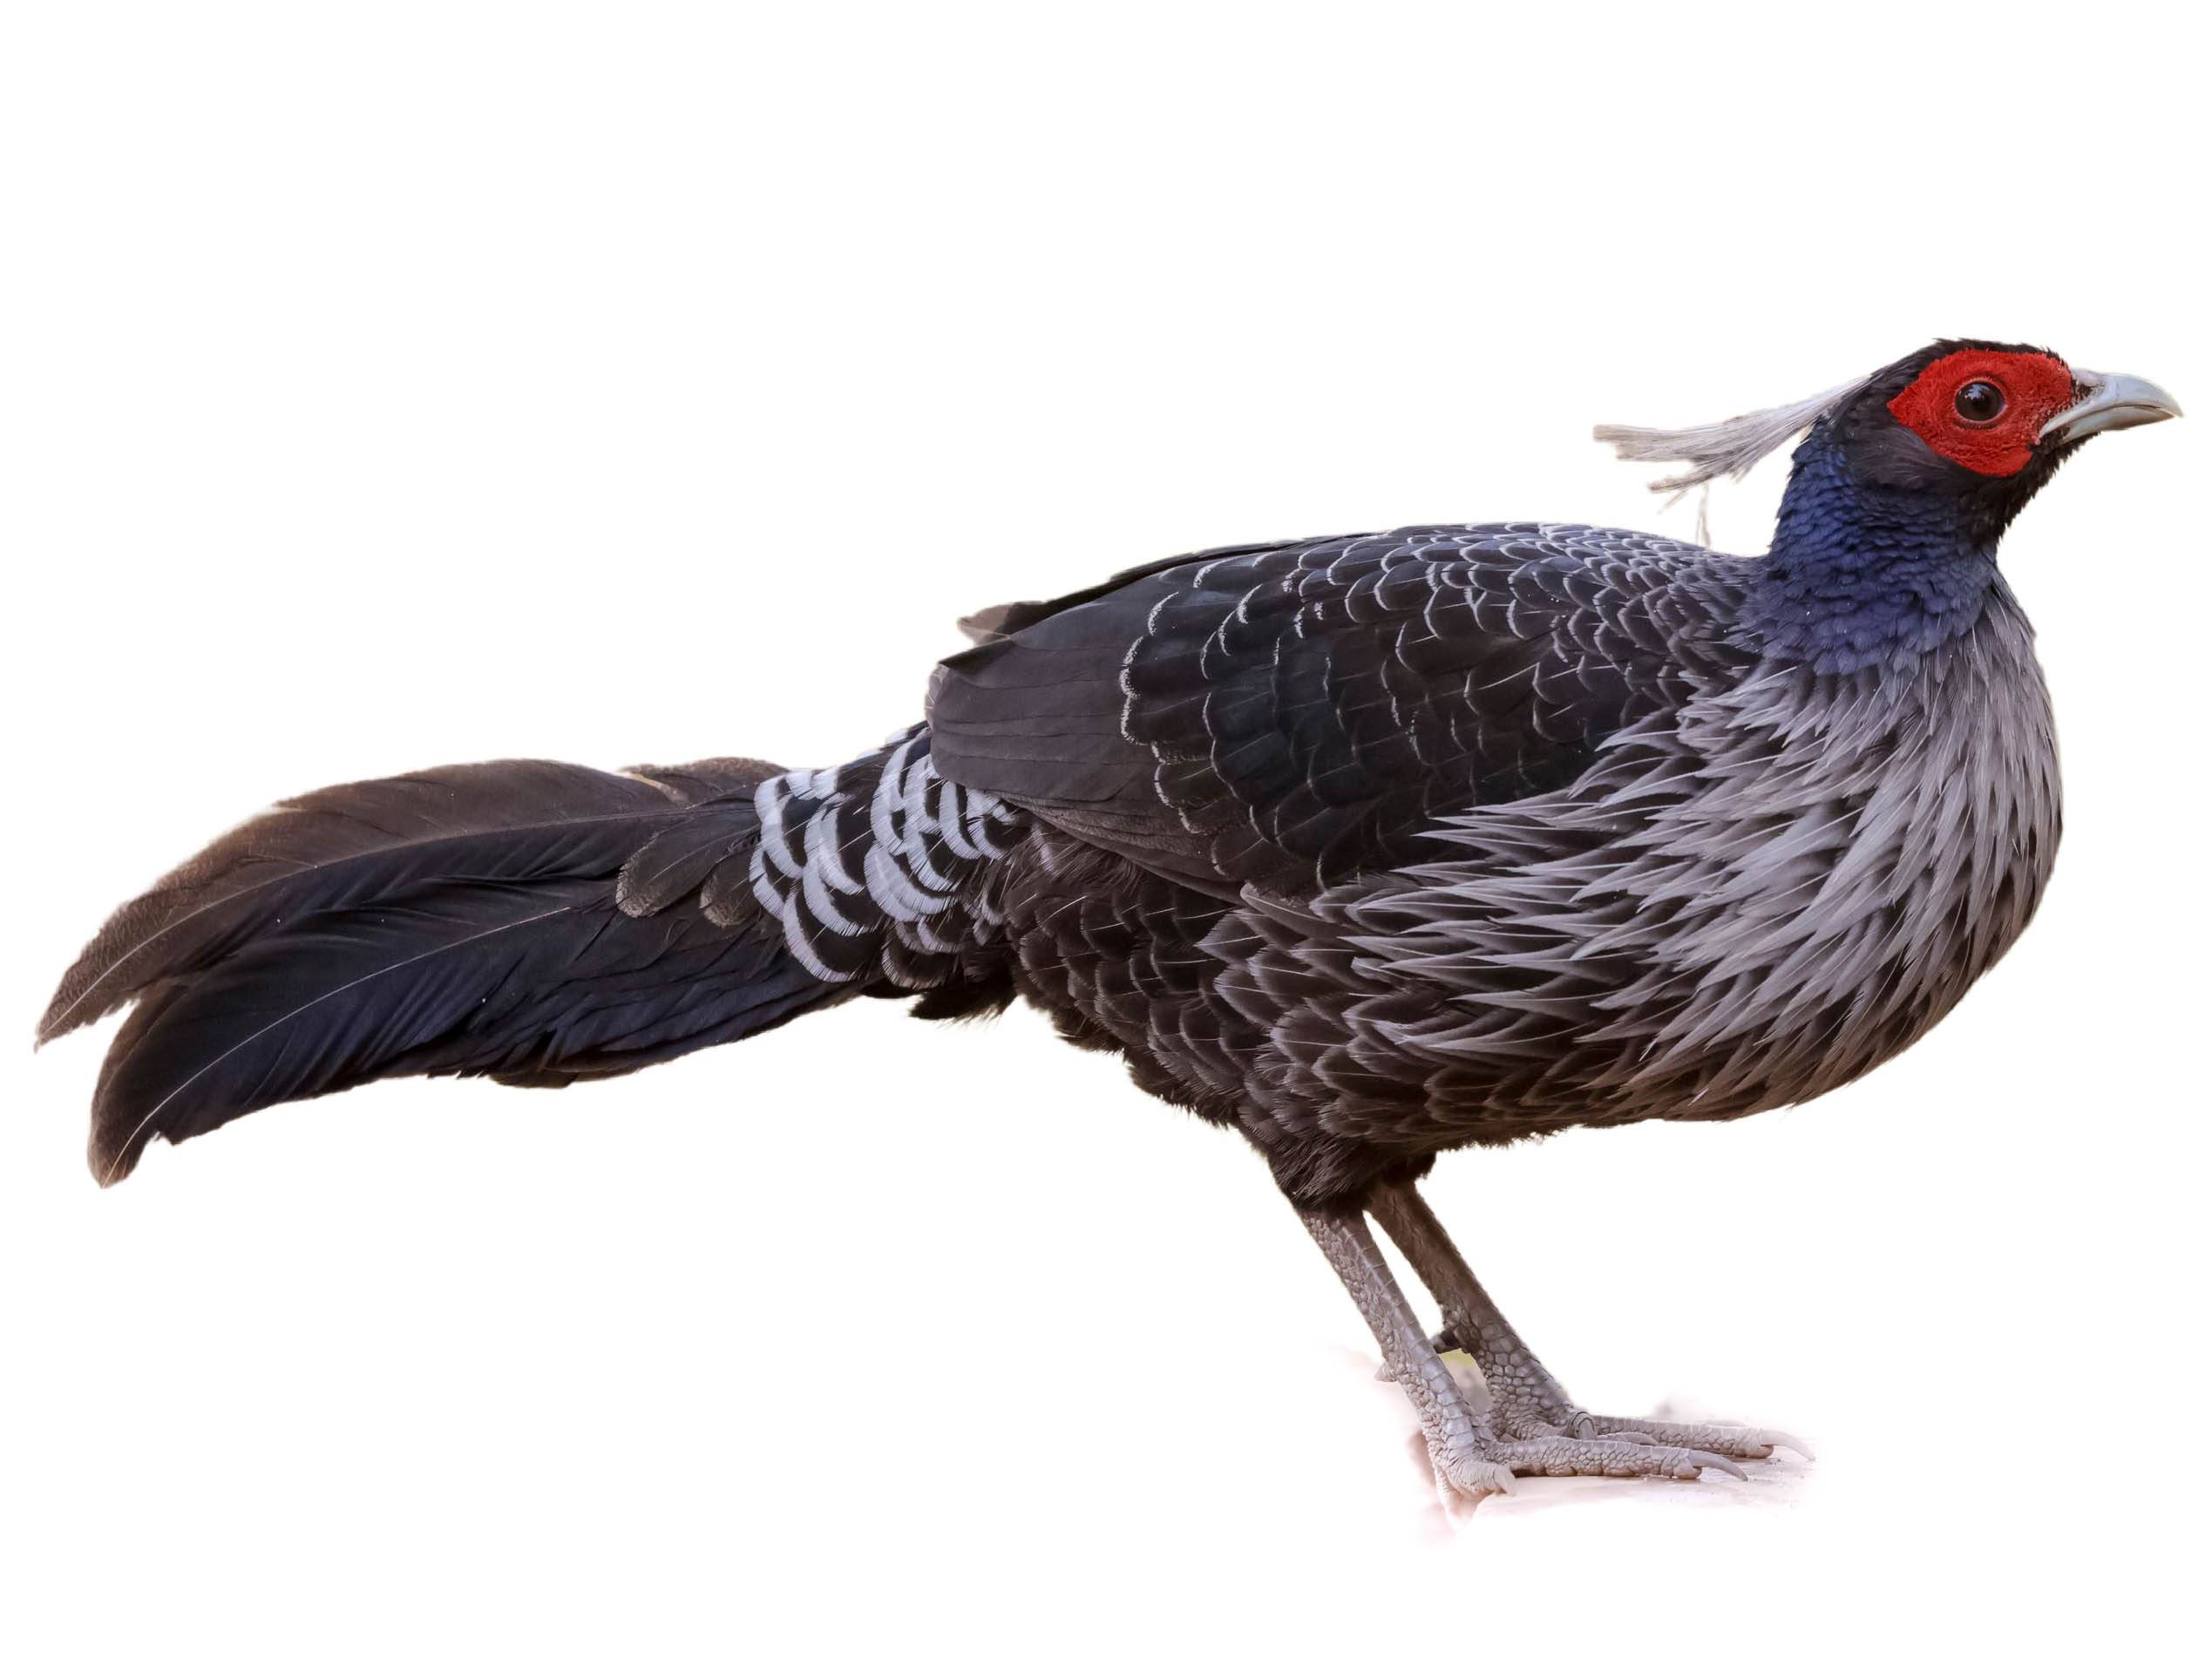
[1954,380,2005,424]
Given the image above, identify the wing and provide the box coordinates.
[926,524,1755,894]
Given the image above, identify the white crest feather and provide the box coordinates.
[1593,374,1872,503]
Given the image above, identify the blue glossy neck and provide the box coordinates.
[1749,424,1999,675]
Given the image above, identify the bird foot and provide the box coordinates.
[1478,1398,1810,1471]
[1426,1336,1812,1492]
[1435,1425,1748,1502]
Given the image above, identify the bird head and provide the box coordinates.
[1597,340,2181,547]
[1823,341,2183,542]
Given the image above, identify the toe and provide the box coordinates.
[1584,1416,1812,1463]
[1493,1435,1740,1481]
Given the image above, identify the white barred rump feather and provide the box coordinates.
[734,727,1021,985]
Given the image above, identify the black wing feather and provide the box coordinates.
[928,524,1754,894]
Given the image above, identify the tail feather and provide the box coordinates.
[615,803,760,919]
[40,758,776,1046]
[91,877,597,1182]
[47,754,816,1185]
[43,731,1025,1186]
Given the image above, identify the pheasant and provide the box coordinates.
[38,340,2180,1503]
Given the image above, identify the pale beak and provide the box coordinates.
[2040,370,2184,444]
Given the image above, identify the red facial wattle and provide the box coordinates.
[1885,349,2078,476]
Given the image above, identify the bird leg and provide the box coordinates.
[1297,1202,1751,1504]
[1367,1180,1809,1466]
[1298,1205,1511,1500]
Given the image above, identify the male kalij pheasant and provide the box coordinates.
[39,340,2181,1503]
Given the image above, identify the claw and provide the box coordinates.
[1753,1429,1815,1462]
[1442,1460,1517,1501]
[1682,1449,1748,1481]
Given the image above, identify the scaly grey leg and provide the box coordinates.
[1298,1200,1748,1501]
[1368,1180,1587,1439]
[1298,1204,1512,1502]
[1368,1180,1810,1466]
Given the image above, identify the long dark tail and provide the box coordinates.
[39,728,1022,1185]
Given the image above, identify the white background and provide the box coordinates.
[3,4,2204,1655]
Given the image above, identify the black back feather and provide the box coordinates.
[929,526,1755,894]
